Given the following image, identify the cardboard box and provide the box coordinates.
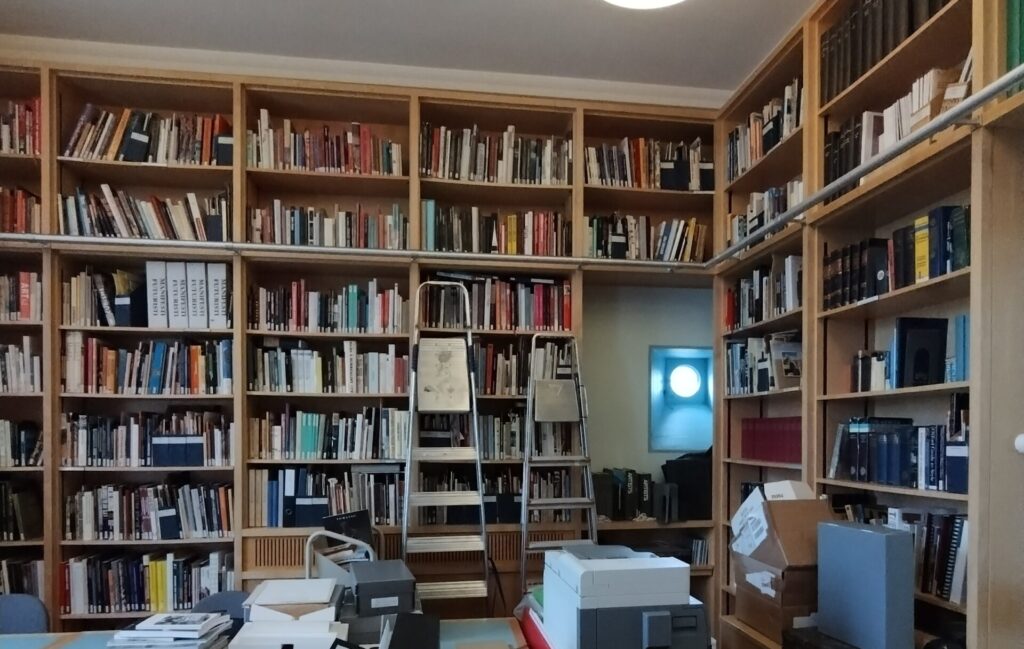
[729,483,836,644]
[243,578,341,622]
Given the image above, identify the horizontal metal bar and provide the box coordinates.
[704,60,1024,267]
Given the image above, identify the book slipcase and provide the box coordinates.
[0,65,718,629]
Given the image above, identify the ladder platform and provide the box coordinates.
[406,535,485,553]
[528,497,594,510]
[409,491,482,507]
[418,580,489,600]
[527,539,595,551]
[530,455,590,466]
[414,447,478,462]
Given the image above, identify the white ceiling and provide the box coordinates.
[0,0,812,91]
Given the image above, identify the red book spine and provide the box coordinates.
[19,271,31,320]
[360,124,372,173]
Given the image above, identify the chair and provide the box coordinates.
[192,590,248,635]
[0,593,48,634]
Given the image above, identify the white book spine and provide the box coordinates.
[185,262,209,329]
[165,262,189,328]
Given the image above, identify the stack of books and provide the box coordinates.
[107,613,232,649]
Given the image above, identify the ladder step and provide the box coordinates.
[406,535,485,553]
[414,447,479,462]
[530,455,590,466]
[527,539,595,552]
[418,580,488,600]
[409,491,482,507]
[528,497,594,510]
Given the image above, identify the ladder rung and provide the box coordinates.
[409,491,482,507]
[414,447,479,462]
[527,539,595,551]
[528,497,594,510]
[407,535,485,553]
[530,455,589,466]
[418,580,488,600]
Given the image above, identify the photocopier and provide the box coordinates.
[543,544,710,649]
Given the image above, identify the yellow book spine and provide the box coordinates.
[914,215,929,283]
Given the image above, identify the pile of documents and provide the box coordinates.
[107,612,232,649]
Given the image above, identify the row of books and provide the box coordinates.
[419,123,571,185]
[64,482,234,540]
[727,178,804,247]
[422,272,571,331]
[725,331,802,396]
[849,316,966,392]
[247,465,403,527]
[0,558,43,597]
[583,214,709,263]
[819,0,951,104]
[723,254,802,332]
[247,279,406,334]
[60,412,233,468]
[470,341,537,397]
[0,420,42,467]
[247,340,408,395]
[58,186,231,241]
[64,267,138,327]
[247,406,409,461]
[0,98,40,156]
[740,416,802,464]
[822,205,970,310]
[0,271,41,322]
[246,202,408,250]
[0,482,41,541]
[828,393,969,493]
[249,111,403,175]
[726,77,804,182]
[64,105,231,165]
[420,201,570,257]
[0,336,41,394]
[0,186,41,234]
[583,138,713,191]
[594,469,657,522]
[62,333,234,396]
[60,550,234,614]
[419,412,525,460]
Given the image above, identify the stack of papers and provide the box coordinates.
[108,613,233,649]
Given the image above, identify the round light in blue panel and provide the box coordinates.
[669,364,701,398]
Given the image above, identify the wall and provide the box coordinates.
[582,285,714,475]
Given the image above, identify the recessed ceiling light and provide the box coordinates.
[603,0,686,9]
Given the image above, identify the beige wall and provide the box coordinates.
[582,285,714,476]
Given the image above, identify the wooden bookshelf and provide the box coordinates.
[817,381,970,401]
[818,268,971,321]
[723,307,802,338]
[817,478,970,503]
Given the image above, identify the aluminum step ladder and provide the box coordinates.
[402,280,490,602]
[519,333,598,595]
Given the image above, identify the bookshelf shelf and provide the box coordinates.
[0,392,42,398]
[420,177,572,205]
[723,386,802,400]
[981,88,1024,129]
[61,612,152,620]
[817,381,970,401]
[420,327,565,337]
[58,157,232,189]
[0,466,44,472]
[597,519,714,531]
[818,0,972,122]
[721,614,780,649]
[0,540,44,547]
[0,320,43,327]
[817,478,970,503]
[723,308,802,339]
[59,325,234,336]
[691,566,715,577]
[723,457,802,471]
[246,458,403,465]
[807,126,971,229]
[246,329,408,341]
[246,167,409,196]
[62,537,235,547]
[916,590,967,614]
[245,391,408,399]
[0,152,41,177]
[818,268,971,321]
[583,185,714,212]
[475,394,527,401]
[717,223,804,280]
[59,466,233,473]
[60,392,233,401]
[579,264,713,289]
[724,127,804,196]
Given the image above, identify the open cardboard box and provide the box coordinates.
[729,481,836,644]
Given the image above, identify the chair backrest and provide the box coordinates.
[0,593,48,634]
[191,590,248,620]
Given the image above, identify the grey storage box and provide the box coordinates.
[350,559,416,616]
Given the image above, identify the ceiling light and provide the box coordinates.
[603,0,686,9]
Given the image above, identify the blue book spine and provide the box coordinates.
[887,431,901,486]
[963,314,970,380]
[876,432,889,485]
[148,342,166,395]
